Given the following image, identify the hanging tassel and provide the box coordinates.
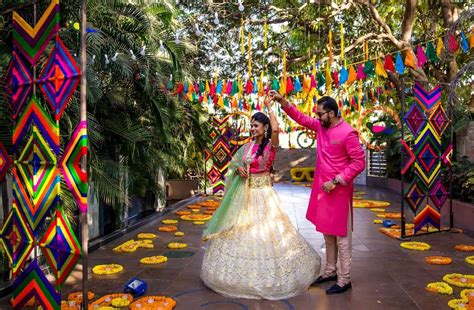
[340,23,345,67]
[365,41,369,61]
[311,56,316,76]
[436,37,444,56]
[248,32,252,78]
[395,52,405,74]
[356,63,366,80]
[416,45,427,67]
[339,67,348,85]
[240,18,245,55]
[328,30,333,67]
[384,54,395,72]
[347,65,357,85]
[461,31,469,53]
[264,16,268,49]
[425,42,439,63]
[258,72,265,96]
[238,76,243,98]
[404,48,416,69]
[280,50,287,95]
[375,58,388,78]
[448,33,459,54]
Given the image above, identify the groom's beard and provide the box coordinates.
[321,118,331,128]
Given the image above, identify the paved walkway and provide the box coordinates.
[1,183,473,309]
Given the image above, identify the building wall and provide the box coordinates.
[456,121,474,161]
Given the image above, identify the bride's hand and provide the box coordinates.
[237,167,248,178]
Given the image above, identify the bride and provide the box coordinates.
[201,96,320,300]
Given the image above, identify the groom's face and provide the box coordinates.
[316,105,331,128]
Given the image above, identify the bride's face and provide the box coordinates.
[250,120,266,138]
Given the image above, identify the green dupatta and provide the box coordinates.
[202,143,252,240]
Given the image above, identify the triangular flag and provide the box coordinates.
[253,78,258,94]
[363,60,375,76]
[384,54,395,72]
[375,58,387,78]
[332,70,339,88]
[183,81,188,94]
[217,95,225,109]
[279,76,286,95]
[302,75,311,94]
[194,82,200,95]
[245,79,253,94]
[436,37,444,56]
[448,33,458,54]
[404,49,416,69]
[356,63,366,80]
[294,76,302,93]
[416,45,427,67]
[205,80,210,92]
[271,78,279,91]
[175,82,184,94]
[310,74,317,89]
[395,52,405,74]
[231,79,239,96]
[286,77,294,94]
[347,65,357,85]
[339,67,348,85]
[216,80,223,94]
[425,42,438,63]
[316,72,326,89]
[199,81,205,93]
[223,97,230,108]
[226,80,232,95]
[258,75,264,96]
[461,31,469,52]
[166,78,174,90]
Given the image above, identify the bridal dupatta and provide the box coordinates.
[202,143,253,240]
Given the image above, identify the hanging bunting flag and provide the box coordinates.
[416,45,427,67]
[425,42,439,63]
[448,33,459,54]
[217,95,225,109]
[258,73,265,96]
[253,78,258,94]
[245,79,253,95]
[302,75,310,94]
[183,81,188,94]
[310,74,317,90]
[216,80,223,94]
[339,67,348,85]
[316,72,326,89]
[271,78,279,91]
[226,80,232,95]
[384,54,395,72]
[280,50,287,95]
[332,70,339,88]
[363,60,375,76]
[375,58,388,78]
[356,63,366,80]
[461,31,469,52]
[231,79,239,96]
[404,48,417,69]
[238,76,243,97]
[293,76,302,93]
[205,80,210,92]
[347,65,357,85]
[286,76,294,94]
[436,37,444,56]
[395,52,405,74]
[199,80,205,93]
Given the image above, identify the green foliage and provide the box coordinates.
[442,156,474,204]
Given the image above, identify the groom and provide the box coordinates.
[269,90,365,294]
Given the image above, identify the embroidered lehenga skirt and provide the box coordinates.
[201,174,320,300]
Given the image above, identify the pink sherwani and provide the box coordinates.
[283,105,366,236]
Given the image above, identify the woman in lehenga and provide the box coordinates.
[201,96,321,300]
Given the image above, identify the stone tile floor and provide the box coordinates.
[1,183,473,309]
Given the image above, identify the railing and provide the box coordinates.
[368,150,387,177]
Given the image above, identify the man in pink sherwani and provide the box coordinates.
[269,91,366,295]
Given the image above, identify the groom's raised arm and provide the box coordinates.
[268,90,319,132]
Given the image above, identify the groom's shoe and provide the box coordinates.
[326,282,352,294]
[311,275,337,285]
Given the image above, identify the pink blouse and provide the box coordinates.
[242,142,276,174]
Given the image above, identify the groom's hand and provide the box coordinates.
[322,181,336,193]
[237,167,248,178]
[268,90,287,106]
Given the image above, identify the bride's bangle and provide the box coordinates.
[268,109,275,114]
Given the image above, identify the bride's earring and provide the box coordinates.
[264,130,268,138]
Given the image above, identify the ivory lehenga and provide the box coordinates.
[201,142,320,300]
